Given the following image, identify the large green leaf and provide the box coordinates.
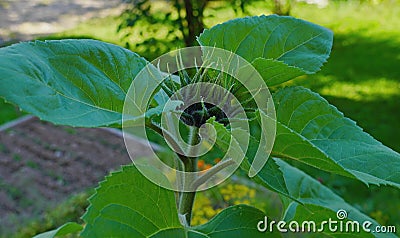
[207,106,396,237]
[276,158,396,238]
[80,164,279,237]
[273,87,400,188]
[81,164,181,237]
[273,120,355,178]
[198,15,333,86]
[0,39,148,127]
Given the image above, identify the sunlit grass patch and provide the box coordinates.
[318,78,399,101]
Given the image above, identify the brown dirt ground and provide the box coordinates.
[0,116,150,235]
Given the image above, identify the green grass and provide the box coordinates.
[11,192,90,238]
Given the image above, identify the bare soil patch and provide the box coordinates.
[0,116,148,235]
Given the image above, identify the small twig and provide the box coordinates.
[146,120,185,155]
[191,158,235,190]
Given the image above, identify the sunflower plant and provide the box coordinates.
[0,15,399,237]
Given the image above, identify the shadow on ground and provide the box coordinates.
[324,95,400,152]
[327,34,400,82]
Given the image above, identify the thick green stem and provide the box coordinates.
[178,126,199,226]
[178,158,197,226]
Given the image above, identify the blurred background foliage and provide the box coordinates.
[0,0,399,237]
[117,0,292,52]
[117,0,294,59]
